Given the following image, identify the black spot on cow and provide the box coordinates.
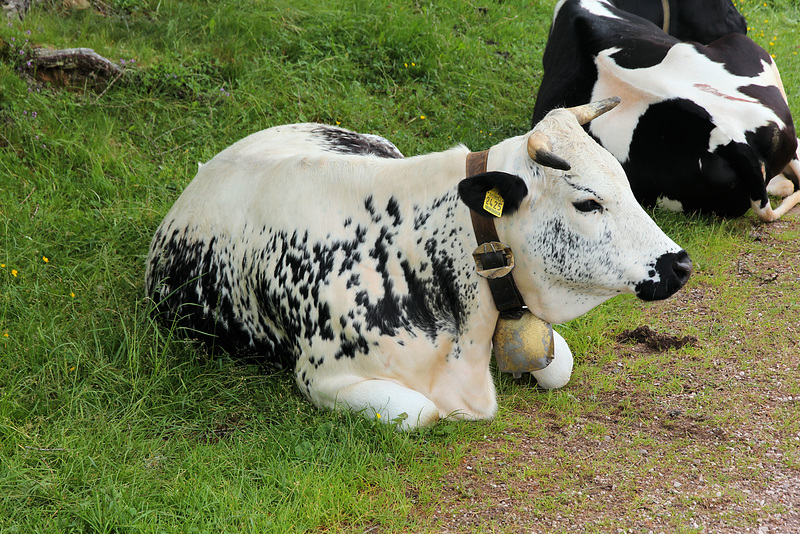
[147,230,282,364]
[739,84,793,128]
[386,196,402,226]
[317,304,335,341]
[364,195,377,219]
[596,13,673,70]
[609,0,746,45]
[622,99,757,216]
[147,187,474,373]
[745,123,797,185]
[414,210,431,230]
[698,34,767,78]
[312,125,403,159]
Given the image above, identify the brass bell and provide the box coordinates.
[492,309,554,379]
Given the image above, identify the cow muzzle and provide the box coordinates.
[635,250,693,301]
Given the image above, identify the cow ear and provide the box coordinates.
[458,171,529,218]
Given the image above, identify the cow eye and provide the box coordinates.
[573,199,604,213]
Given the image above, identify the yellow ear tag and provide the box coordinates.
[483,187,504,217]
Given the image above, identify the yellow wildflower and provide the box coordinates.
[420,115,426,120]
[11,269,17,277]
[43,256,49,263]
[70,292,75,298]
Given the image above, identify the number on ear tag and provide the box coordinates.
[483,188,504,217]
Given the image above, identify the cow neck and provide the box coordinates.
[465,150,526,316]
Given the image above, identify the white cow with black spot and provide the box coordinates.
[145,99,691,429]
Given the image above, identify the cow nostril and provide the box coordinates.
[635,250,692,301]
[672,251,692,285]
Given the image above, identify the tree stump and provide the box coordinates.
[28,47,125,87]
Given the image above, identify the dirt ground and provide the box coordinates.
[419,206,800,533]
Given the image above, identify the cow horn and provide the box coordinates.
[527,131,571,171]
[566,96,621,125]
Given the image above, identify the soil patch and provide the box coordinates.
[616,325,698,351]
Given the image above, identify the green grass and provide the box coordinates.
[2,0,800,531]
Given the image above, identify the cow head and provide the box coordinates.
[459,98,691,324]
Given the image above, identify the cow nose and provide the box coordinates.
[672,250,693,287]
[635,250,692,301]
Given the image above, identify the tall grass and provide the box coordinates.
[1,0,799,531]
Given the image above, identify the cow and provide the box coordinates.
[532,0,800,222]
[608,0,799,207]
[609,0,746,44]
[145,98,692,430]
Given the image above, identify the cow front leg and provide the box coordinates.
[752,160,800,222]
[531,329,574,389]
[751,191,800,222]
[317,378,441,430]
[768,153,800,197]
[766,175,795,198]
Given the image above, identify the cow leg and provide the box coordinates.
[751,190,800,222]
[766,175,795,197]
[752,158,800,222]
[770,149,800,197]
[323,378,441,430]
[531,329,574,389]
[784,152,800,189]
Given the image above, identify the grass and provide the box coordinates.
[2,0,800,531]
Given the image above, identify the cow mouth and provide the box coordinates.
[634,250,693,301]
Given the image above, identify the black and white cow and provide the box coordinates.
[146,99,691,429]
[609,0,746,44]
[532,0,800,221]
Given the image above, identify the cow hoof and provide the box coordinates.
[530,330,574,389]
[767,175,795,198]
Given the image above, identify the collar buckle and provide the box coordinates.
[472,241,515,279]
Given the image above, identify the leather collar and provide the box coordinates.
[466,150,526,316]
